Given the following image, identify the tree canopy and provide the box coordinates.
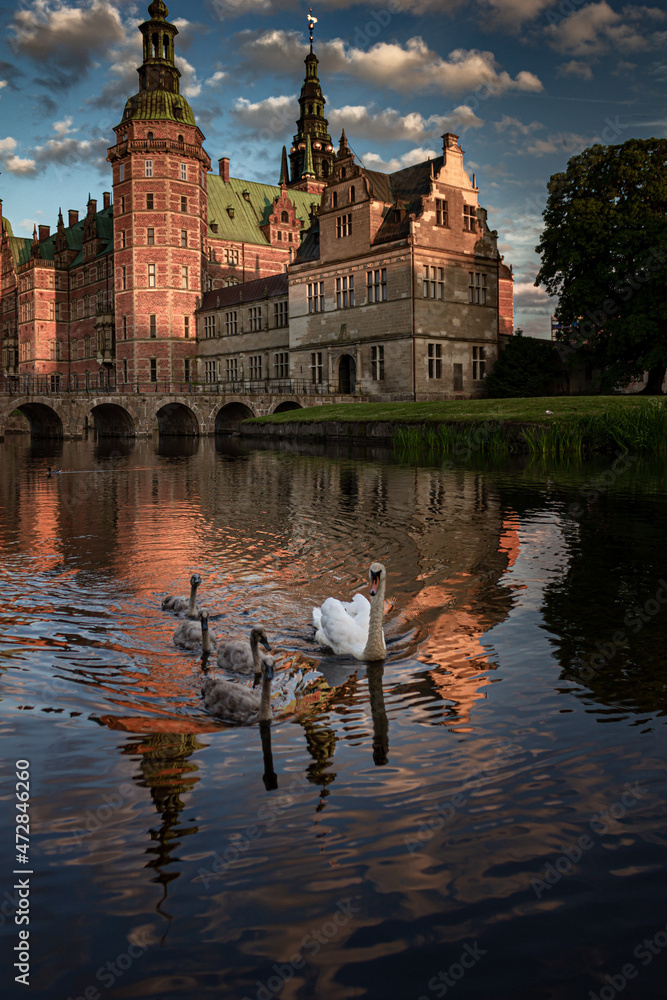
[534,138,667,393]
[484,330,563,397]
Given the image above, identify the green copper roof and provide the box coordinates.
[207,174,319,245]
[121,89,196,126]
[2,216,13,237]
[7,236,33,268]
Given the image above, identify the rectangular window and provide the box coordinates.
[181,196,187,213]
[336,275,354,309]
[336,213,352,238]
[453,363,463,391]
[307,281,324,314]
[274,352,289,378]
[122,315,127,339]
[146,193,154,210]
[428,343,442,380]
[150,314,157,338]
[204,315,216,338]
[225,248,239,265]
[226,358,238,381]
[204,360,216,383]
[120,230,126,249]
[184,358,190,381]
[184,316,190,339]
[145,159,153,178]
[122,358,128,383]
[148,263,156,288]
[121,196,126,213]
[371,345,385,381]
[472,345,486,381]
[147,228,155,245]
[436,199,448,226]
[180,163,187,181]
[225,311,238,336]
[422,265,444,300]
[469,272,487,305]
[181,229,187,248]
[274,300,288,327]
[150,358,157,382]
[367,268,387,303]
[121,266,127,290]
[119,163,125,182]
[249,306,262,331]
[181,265,188,289]
[463,205,476,231]
[249,355,262,380]
[311,351,323,384]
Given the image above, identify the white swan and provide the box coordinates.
[216,626,272,678]
[313,562,387,661]
[173,608,216,652]
[202,657,275,724]
[162,574,201,618]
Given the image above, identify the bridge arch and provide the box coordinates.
[155,401,200,436]
[2,399,64,438]
[89,402,136,437]
[215,400,257,433]
[273,400,303,414]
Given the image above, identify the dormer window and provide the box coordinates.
[463,205,476,231]
[281,210,289,223]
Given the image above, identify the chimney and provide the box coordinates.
[103,192,111,209]
[69,210,79,227]
[88,199,97,216]
[39,225,50,241]
[219,157,230,182]
[442,133,459,151]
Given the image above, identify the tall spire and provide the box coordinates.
[279,146,289,186]
[287,11,334,191]
[301,134,315,178]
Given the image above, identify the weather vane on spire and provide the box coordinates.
[307,7,317,52]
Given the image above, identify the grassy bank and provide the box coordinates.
[244,396,667,458]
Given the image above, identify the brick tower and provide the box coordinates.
[107,0,211,386]
[288,10,335,194]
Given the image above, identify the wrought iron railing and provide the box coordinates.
[0,375,355,397]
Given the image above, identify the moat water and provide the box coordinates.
[0,434,666,1000]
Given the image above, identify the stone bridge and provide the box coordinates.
[0,389,354,440]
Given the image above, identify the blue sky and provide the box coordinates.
[0,0,665,336]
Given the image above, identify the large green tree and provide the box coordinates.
[535,138,667,393]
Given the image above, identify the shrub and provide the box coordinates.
[485,331,563,398]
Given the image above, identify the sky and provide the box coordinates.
[0,0,665,337]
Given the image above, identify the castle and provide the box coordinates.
[0,1,513,400]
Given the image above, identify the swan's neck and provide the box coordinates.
[363,576,386,661]
[187,583,198,616]
[259,673,273,722]
[201,620,212,653]
[251,634,261,673]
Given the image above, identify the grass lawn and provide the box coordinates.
[245,395,666,426]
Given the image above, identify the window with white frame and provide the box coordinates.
[427,343,442,379]
[336,213,352,238]
[463,205,476,231]
[307,281,324,313]
[336,275,354,308]
[472,345,486,380]
[274,352,289,378]
[423,265,444,299]
[469,272,487,305]
[181,229,187,248]
[371,345,385,381]
[249,306,262,331]
[204,315,216,338]
[145,159,153,178]
[367,268,387,303]
[147,228,155,245]
[180,163,187,181]
[148,263,156,287]
[311,351,323,384]
[274,300,288,327]
[226,358,238,381]
[181,265,189,289]
[249,355,262,379]
[225,248,239,265]
[225,311,238,336]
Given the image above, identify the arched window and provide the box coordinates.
[281,210,289,223]
[178,134,184,144]
[152,33,159,57]
[147,131,154,140]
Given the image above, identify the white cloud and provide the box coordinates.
[0,81,7,94]
[10,0,126,72]
[557,59,594,80]
[206,70,227,87]
[0,136,37,175]
[53,116,75,136]
[547,1,666,57]
[178,55,202,98]
[329,104,483,144]
[238,30,543,97]
[231,95,297,137]
[362,147,439,172]
[524,132,592,156]
[494,115,545,136]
